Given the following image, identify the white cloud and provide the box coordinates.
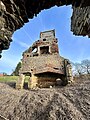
[0,54,21,74]
[22,28,34,42]
[12,37,29,48]
[38,14,46,30]
[0,55,19,68]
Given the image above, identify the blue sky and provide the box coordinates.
[0,5,90,74]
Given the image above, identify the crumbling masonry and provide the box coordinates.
[0,0,90,57]
[16,30,73,89]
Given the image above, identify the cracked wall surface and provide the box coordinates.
[17,30,72,89]
[0,0,90,57]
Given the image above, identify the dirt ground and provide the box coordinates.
[0,76,90,120]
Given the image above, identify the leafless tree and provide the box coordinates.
[72,59,90,76]
[74,63,84,75]
[81,60,90,74]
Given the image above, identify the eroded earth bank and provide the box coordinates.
[0,76,90,120]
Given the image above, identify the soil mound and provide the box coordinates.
[0,77,90,120]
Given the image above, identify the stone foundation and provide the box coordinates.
[16,74,25,89]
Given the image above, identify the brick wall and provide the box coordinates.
[20,54,65,75]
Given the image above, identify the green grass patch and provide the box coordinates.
[0,76,30,82]
[0,76,19,82]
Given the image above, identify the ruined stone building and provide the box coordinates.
[16,30,72,89]
[0,0,90,58]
